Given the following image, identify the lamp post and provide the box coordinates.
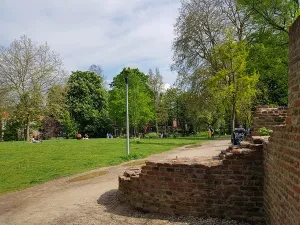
[125,73,130,155]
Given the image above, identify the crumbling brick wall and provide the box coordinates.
[252,106,287,136]
[264,17,300,225]
[119,145,265,223]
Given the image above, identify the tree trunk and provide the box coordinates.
[155,120,159,134]
[25,115,30,141]
[231,96,236,143]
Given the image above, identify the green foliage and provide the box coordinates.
[67,71,109,137]
[109,68,154,133]
[238,0,298,106]
[247,32,288,106]
[3,120,22,141]
[171,0,295,133]
[163,88,189,130]
[169,132,182,138]
[259,127,273,136]
[144,132,160,139]
[119,153,142,161]
[59,111,78,139]
[208,36,259,131]
[46,85,68,118]
[0,137,209,194]
[238,0,299,33]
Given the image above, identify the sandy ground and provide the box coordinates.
[0,139,255,225]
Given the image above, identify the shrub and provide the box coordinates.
[259,127,273,136]
[144,132,159,139]
[169,132,182,138]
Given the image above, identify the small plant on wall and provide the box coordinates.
[259,127,273,136]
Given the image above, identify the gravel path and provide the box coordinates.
[0,139,260,225]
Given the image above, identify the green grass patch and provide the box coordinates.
[0,137,209,194]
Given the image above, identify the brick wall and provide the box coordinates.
[252,106,287,136]
[119,144,265,223]
[263,17,300,225]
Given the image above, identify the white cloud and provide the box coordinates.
[0,0,181,84]
[163,83,171,91]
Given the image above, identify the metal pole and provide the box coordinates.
[126,74,130,155]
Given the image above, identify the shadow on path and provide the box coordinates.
[97,189,261,225]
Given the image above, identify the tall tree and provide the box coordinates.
[43,84,77,139]
[0,35,65,140]
[67,71,109,137]
[238,0,299,105]
[172,0,225,76]
[109,68,154,136]
[148,68,164,133]
[208,37,258,134]
[46,85,68,119]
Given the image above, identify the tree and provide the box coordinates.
[0,35,65,140]
[148,68,164,133]
[46,85,68,119]
[237,0,297,105]
[208,37,258,134]
[172,0,225,75]
[109,68,154,136]
[43,84,74,139]
[238,0,299,34]
[172,0,291,136]
[247,40,288,105]
[67,71,109,137]
[163,88,190,133]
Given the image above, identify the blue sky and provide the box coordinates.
[0,0,181,87]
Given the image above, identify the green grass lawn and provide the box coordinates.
[0,136,210,195]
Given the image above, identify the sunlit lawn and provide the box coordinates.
[0,136,210,195]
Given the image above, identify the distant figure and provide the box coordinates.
[83,134,89,140]
[233,125,246,145]
[31,136,41,143]
[208,125,213,138]
[76,133,82,140]
[211,127,215,138]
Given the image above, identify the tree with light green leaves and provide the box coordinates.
[208,36,258,133]
[109,68,154,136]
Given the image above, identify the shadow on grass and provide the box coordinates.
[97,189,261,225]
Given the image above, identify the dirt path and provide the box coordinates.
[0,139,245,225]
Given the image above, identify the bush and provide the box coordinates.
[169,132,182,138]
[197,131,209,137]
[144,132,159,139]
[259,127,273,136]
[3,120,22,141]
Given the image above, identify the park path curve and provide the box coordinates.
[0,139,232,225]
